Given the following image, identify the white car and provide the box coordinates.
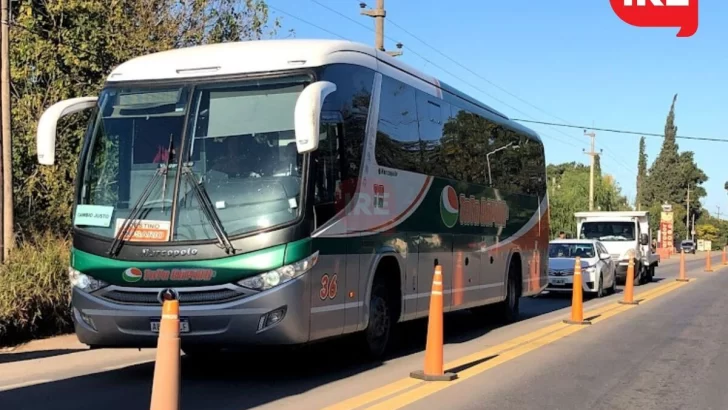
[545,239,617,298]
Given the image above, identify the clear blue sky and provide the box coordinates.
[269,0,727,215]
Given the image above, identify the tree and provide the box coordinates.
[10,0,287,236]
[695,210,728,250]
[547,162,631,237]
[696,224,719,242]
[593,153,602,179]
[636,136,647,209]
[642,94,682,205]
[641,93,708,240]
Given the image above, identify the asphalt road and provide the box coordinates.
[0,252,716,410]
[404,255,728,410]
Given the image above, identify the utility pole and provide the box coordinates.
[583,130,597,211]
[359,1,403,57]
[692,214,695,242]
[686,184,690,240]
[717,205,722,221]
[1,0,11,261]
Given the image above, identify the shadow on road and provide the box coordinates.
[0,349,86,364]
[0,297,572,410]
[0,257,714,410]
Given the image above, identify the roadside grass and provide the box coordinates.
[0,232,72,347]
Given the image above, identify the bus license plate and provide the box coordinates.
[150,318,190,333]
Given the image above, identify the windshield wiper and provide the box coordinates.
[108,166,165,257]
[109,134,177,257]
[181,166,235,254]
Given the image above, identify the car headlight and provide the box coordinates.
[69,267,109,293]
[238,251,319,291]
[584,266,596,273]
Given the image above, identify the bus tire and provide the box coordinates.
[360,280,394,359]
[494,258,521,324]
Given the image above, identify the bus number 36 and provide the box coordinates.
[320,274,338,300]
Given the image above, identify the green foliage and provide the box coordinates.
[10,0,286,236]
[547,162,631,237]
[695,211,728,250]
[641,94,708,228]
[696,224,719,242]
[0,232,72,346]
[2,0,287,345]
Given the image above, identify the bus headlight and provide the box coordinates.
[238,251,319,291]
[69,267,109,293]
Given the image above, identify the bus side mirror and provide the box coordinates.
[294,81,337,154]
[37,97,98,165]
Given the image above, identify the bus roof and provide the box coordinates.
[107,38,540,142]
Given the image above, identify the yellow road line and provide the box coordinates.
[363,279,690,410]
[363,324,587,410]
[321,378,423,410]
[324,279,691,410]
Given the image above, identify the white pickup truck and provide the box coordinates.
[575,211,659,285]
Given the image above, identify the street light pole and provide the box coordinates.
[486,142,518,186]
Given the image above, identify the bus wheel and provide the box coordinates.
[362,281,393,359]
[494,262,520,324]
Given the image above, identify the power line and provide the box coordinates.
[310,0,375,36]
[385,17,575,127]
[305,2,546,125]
[304,1,582,149]
[269,4,349,40]
[381,11,655,179]
[381,15,597,147]
[512,118,728,143]
[297,0,644,187]
[290,2,635,184]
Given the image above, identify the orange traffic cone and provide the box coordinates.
[705,249,714,272]
[563,257,591,325]
[619,257,640,305]
[150,297,181,410]
[410,265,457,382]
[722,246,727,266]
[676,249,690,282]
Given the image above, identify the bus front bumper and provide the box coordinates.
[70,275,311,348]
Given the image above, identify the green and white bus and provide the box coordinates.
[36,39,549,358]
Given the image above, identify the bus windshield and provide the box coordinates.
[77,76,308,242]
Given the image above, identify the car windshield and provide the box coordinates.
[580,221,635,242]
[549,243,595,258]
[76,76,308,242]
[681,241,694,246]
